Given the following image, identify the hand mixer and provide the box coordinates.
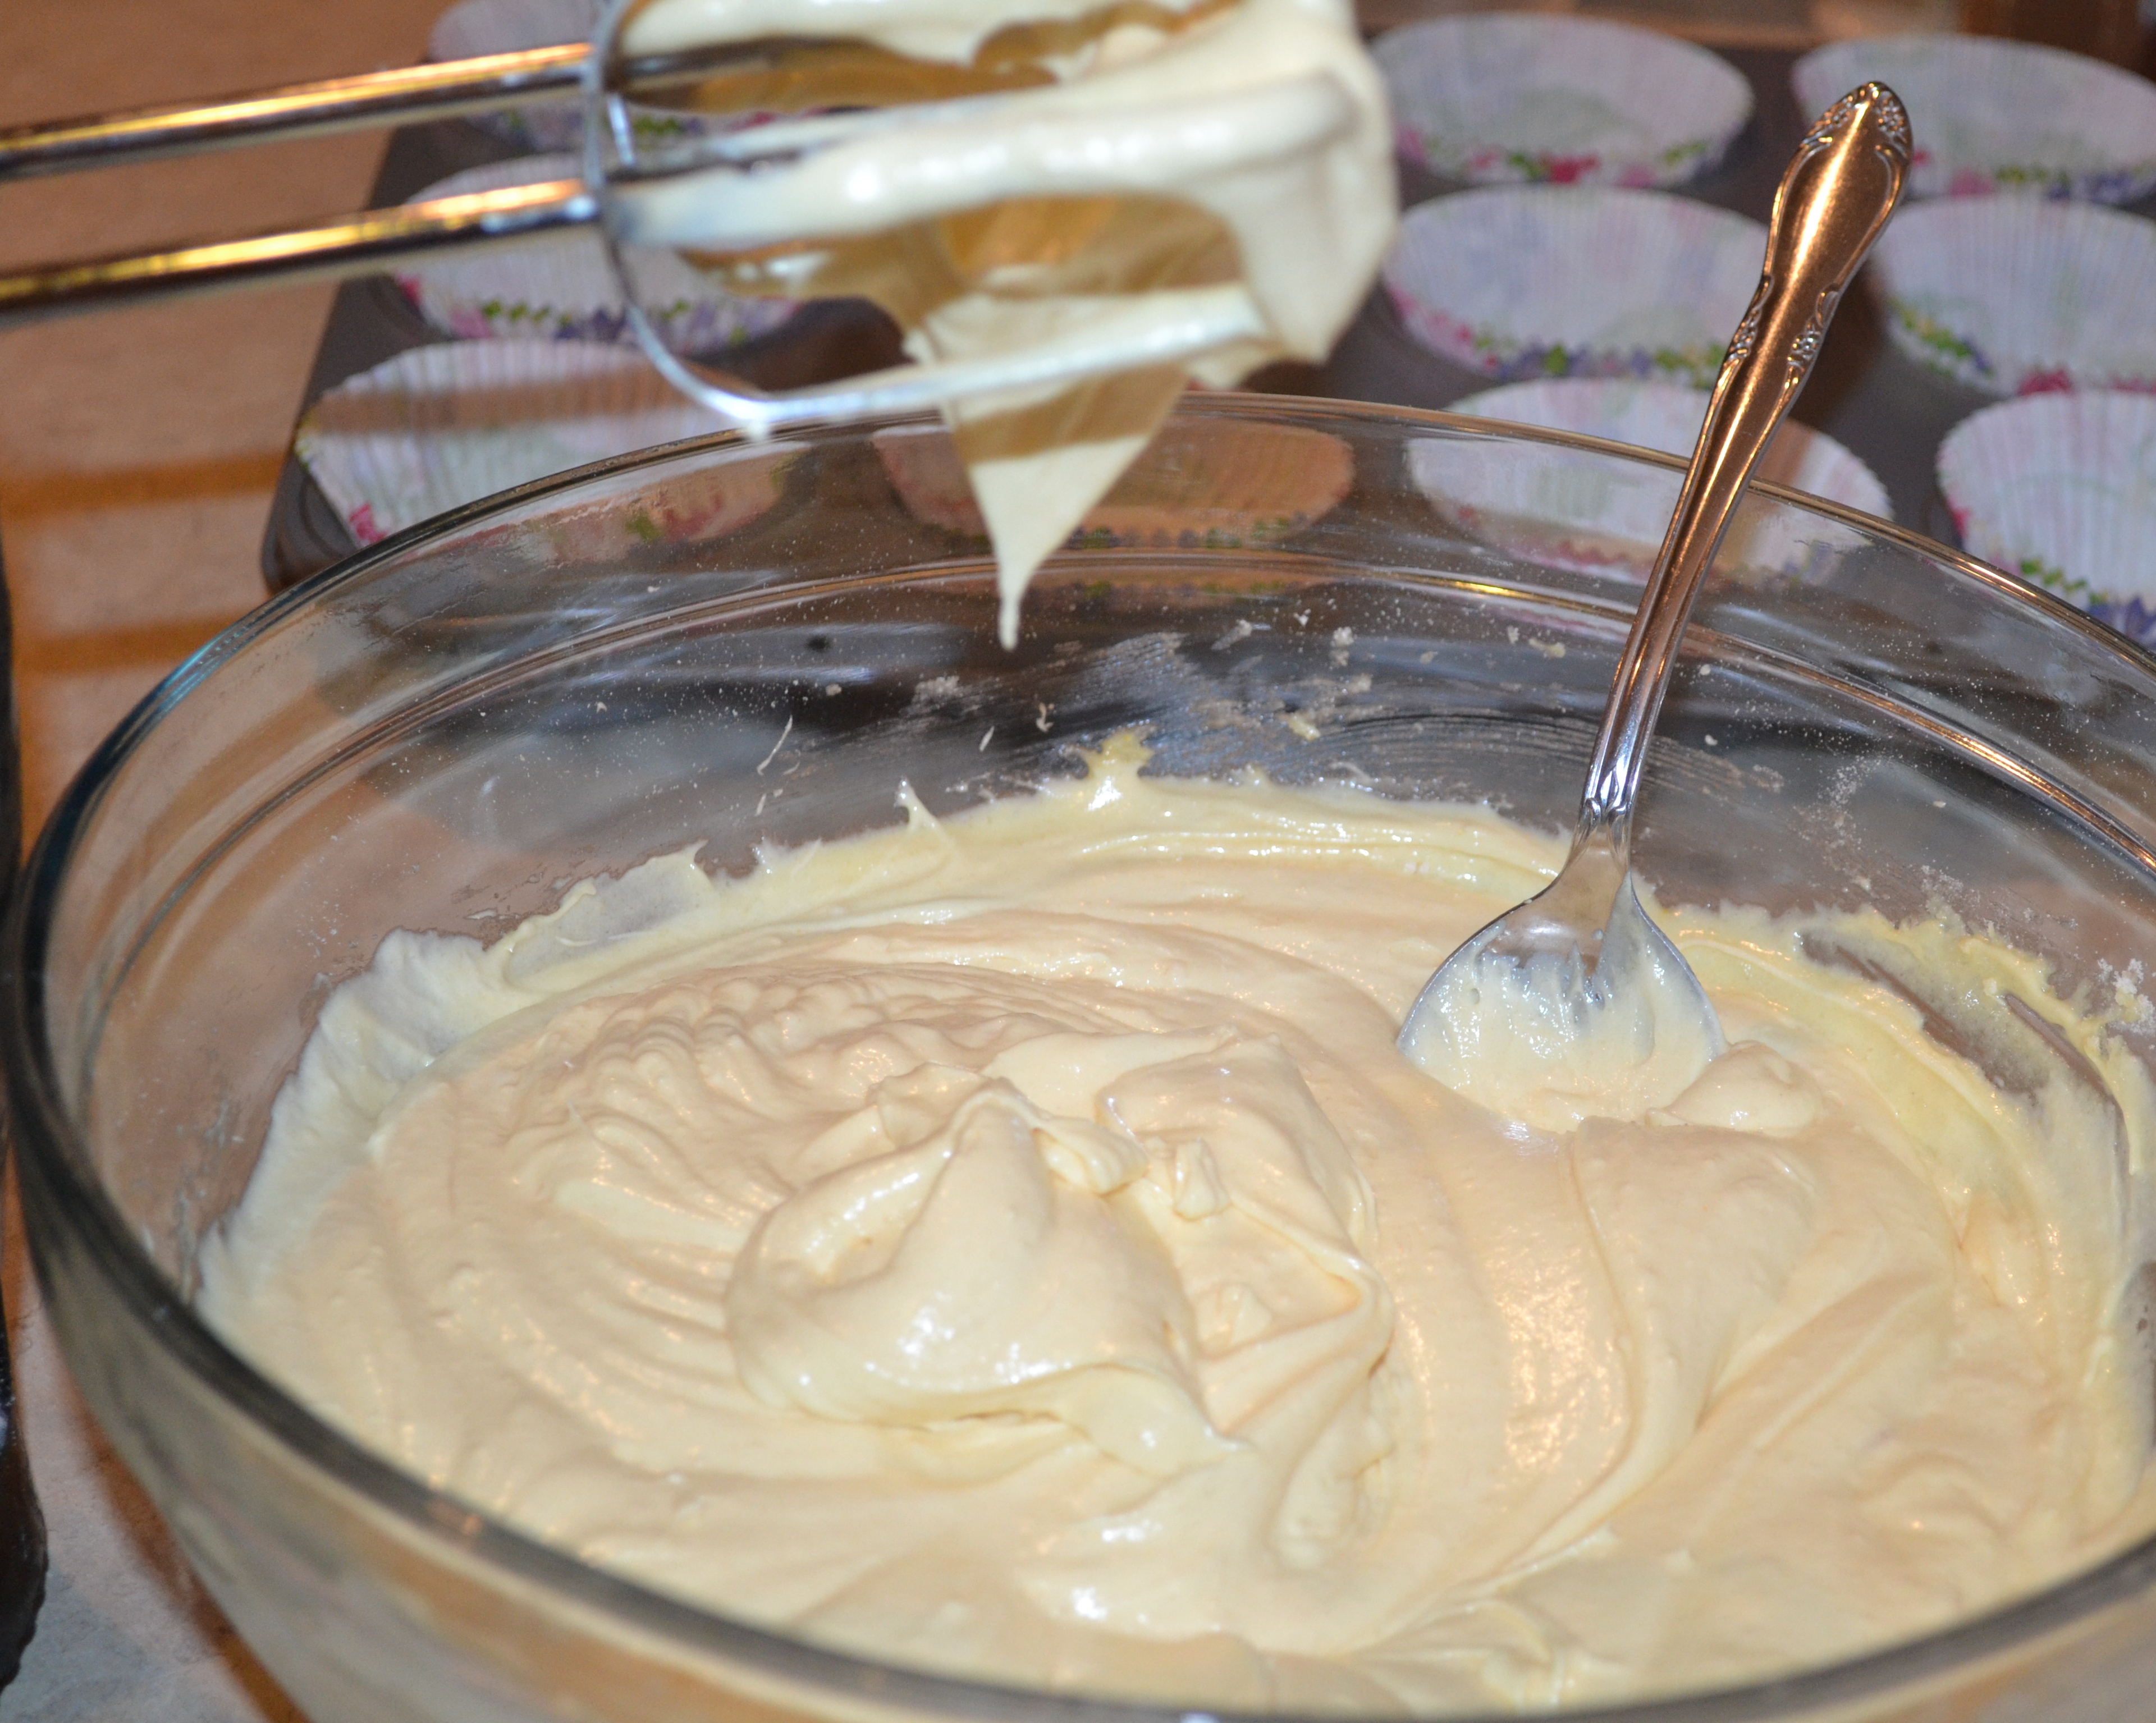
[0,0,1390,435]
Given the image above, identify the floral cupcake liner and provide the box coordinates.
[294,341,791,551]
[1411,423,1868,588]
[1383,187,1766,387]
[1452,378,1890,518]
[1795,34,2156,203]
[1869,197,2156,396]
[428,0,599,152]
[1936,389,2156,647]
[395,158,795,353]
[1376,14,1752,189]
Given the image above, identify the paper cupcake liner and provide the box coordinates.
[295,341,790,551]
[395,157,795,352]
[1795,34,2156,204]
[1452,379,1891,518]
[1376,15,1752,189]
[1869,198,2156,395]
[428,0,600,151]
[1937,389,2156,645]
[1383,188,1766,387]
[1416,382,1882,585]
[873,417,1353,548]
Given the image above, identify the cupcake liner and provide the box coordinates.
[428,0,601,152]
[395,157,795,352]
[1415,382,1882,585]
[1937,389,2156,645]
[295,341,788,550]
[1869,198,2156,395]
[1376,15,1752,189]
[1794,34,2156,203]
[1452,379,1891,517]
[1383,188,1766,387]
[873,417,1353,547]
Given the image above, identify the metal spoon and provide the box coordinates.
[1399,83,1912,1128]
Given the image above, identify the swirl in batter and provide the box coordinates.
[199,739,2156,1711]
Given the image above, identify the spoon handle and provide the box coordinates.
[1576,83,1911,849]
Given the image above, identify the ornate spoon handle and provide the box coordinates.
[1577,83,1911,858]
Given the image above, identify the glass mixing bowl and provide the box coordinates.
[11,397,2156,1723]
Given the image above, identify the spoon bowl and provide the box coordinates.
[1398,82,1913,1121]
[1398,832,1723,1133]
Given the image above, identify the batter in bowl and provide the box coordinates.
[198,738,2156,1712]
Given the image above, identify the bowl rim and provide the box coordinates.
[12,393,2156,1723]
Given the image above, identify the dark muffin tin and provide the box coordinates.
[258,40,2156,592]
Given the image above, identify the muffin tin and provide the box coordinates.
[262,25,2156,641]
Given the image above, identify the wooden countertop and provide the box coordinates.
[1,6,441,1715]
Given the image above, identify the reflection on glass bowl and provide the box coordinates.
[12,400,2156,1723]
